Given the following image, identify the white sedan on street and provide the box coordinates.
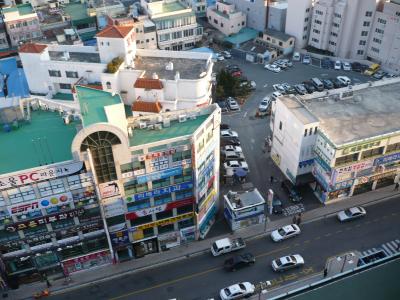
[221,130,239,138]
[223,160,249,172]
[219,282,255,300]
[337,206,366,222]
[272,254,304,272]
[258,97,271,112]
[221,145,243,154]
[264,64,281,73]
[271,224,301,242]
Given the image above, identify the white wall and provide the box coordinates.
[20,51,51,94]
[285,0,313,49]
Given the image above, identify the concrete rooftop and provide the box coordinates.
[281,96,318,125]
[302,81,400,146]
[48,51,101,63]
[134,56,208,80]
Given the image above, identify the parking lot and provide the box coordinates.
[213,56,373,226]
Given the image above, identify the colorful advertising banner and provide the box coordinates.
[6,208,84,232]
[8,192,73,215]
[136,166,183,185]
[110,230,130,247]
[130,212,193,231]
[103,198,125,218]
[126,182,193,203]
[374,152,400,166]
[99,181,121,199]
[0,162,84,191]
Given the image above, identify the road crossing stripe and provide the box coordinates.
[387,241,397,253]
[382,244,392,255]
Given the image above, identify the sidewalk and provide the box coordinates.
[8,186,399,300]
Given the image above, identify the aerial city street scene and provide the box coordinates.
[0,0,399,299]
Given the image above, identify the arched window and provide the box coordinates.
[80,131,121,184]
[106,81,111,89]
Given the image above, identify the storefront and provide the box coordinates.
[352,180,374,196]
[198,203,217,239]
[328,179,354,200]
[374,172,397,189]
[62,249,111,275]
[110,230,132,262]
[132,237,158,258]
[158,231,180,251]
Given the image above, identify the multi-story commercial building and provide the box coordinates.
[2,3,42,47]
[0,17,9,49]
[270,79,400,203]
[366,0,400,73]
[308,0,377,59]
[285,0,313,49]
[261,28,295,55]
[206,0,246,36]
[267,0,287,32]
[225,0,268,32]
[19,24,214,110]
[141,0,203,50]
[181,0,207,17]
[0,83,221,287]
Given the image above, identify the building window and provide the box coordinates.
[279,121,282,130]
[361,31,368,36]
[106,82,111,89]
[363,21,370,27]
[314,127,318,134]
[314,20,322,25]
[59,83,72,90]
[65,71,79,78]
[80,131,121,184]
[156,210,173,220]
[359,40,366,46]
[335,153,359,167]
[361,147,384,159]
[365,11,372,17]
[377,18,387,25]
[315,10,323,15]
[332,23,339,28]
[375,28,384,34]
[373,38,382,44]
[357,50,364,55]
[304,129,308,137]
[48,70,61,77]
[386,142,400,153]
[371,47,380,53]
[158,223,174,234]
[313,29,320,34]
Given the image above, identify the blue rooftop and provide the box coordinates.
[0,57,29,98]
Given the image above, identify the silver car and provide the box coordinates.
[272,254,304,272]
[337,206,366,222]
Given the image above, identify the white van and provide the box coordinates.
[292,52,301,61]
[311,78,324,92]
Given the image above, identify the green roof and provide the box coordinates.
[76,86,122,127]
[79,30,97,41]
[161,2,186,13]
[63,2,95,24]
[3,3,34,16]
[129,114,209,147]
[0,110,78,175]
[52,92,74,101]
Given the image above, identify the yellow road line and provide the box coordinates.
[303,240,310,244]
[314,236,321,240]
[109,246,290,300]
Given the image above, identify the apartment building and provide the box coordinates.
[181,0,207,17]
[270,79,400,203]
[285,0,313,49]
[366,0,400,73]
[206,0,246,36]
[267,0,287,32]
[225,0,268,32]
[308,0,377,59]
[141,0,202,50]
[0,17,9,49]
[2,3,42,47]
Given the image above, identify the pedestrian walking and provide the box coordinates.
[270,176,274,184]
[323,268,328,278]
[292,215,298,224]
[296,213,302,225]
[394,182,399,191]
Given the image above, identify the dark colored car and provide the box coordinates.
[272,197,284,214]
[302,81,316,93]
[333,78,344,88]
[294,84,307,95]
[321,57,332,69]
[322,79,334,89]
[281,180,302,203]
[220,138,241,147]
[224,253,255,271]
[217,101,229,113]
[220,123,230,130]
[351,62,362,72]
[360,64,369,73]
[282,83,296,95]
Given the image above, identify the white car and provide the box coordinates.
[219,282,255,300]
[221,129,239,138]
[227,97,240,111]
[271,224,301,242]
[342,62,351,71]
[272,254,304,272]
[258,97,271,112]
[222,145,243,155]
[217,53,225,61]
[222,51,232,59]
[265,64,281,73]
[334,60,342,70]
[223,160,249,172]
[249,81,256,89]
[271,91,283,101]
[337,76,351,86]
[292,52,301,61]
[273,84,286,94]
[337,206,366,222]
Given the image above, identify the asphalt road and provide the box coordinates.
[52,196,400,300]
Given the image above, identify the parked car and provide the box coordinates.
[217,101,229,113]
[221,138,241,147]
[384,73,398,78]
[294,84,308,95]
[265,64,281,73]
[310,78,324,92]
[219,282,255,300]
[302,54,311,64]
[322,79,334,90]
[321,57,332,69]
[271,224,301,242]
[351,62,362,72]
[292,52,301,61]
[259,97,271,112]
[226,97,240,111]
[359,64,369,73]
[226,64,240,71]
[223,160,249,172]
[272,197,283,214]
[281,180,302,202]
[220,123,230,130]
[333,77,345,88]
[224,253,255,271]
[223,152,245,161]
[222,51,232,59]
[282,83,296,94]
[337,76,351,86]
[273,84,287,94]
[373,70,387,80]
[272,254,304,272]
[221,145,243,155]
[302,81,316,93]
[342,62,352,71]
[271,91,283,101]
[334,60,342,70]
[364,63,380,76]
[221,129,239,138]
[216,53,225,61]
[281,59,293,67]
[275,60,288,70]
[337,206,366,222]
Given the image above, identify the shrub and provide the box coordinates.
[106,57,124,73]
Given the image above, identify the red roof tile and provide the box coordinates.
[132,100,163,113]
[19,43,47,54]
[96,25,134,38]
[134,78,163,90]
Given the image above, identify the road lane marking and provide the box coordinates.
[294,243,301,247]
[392,212,398,216]
[335,230,342,234]
[303,240,310,244]
[355,224,361,227]
[373,218,380,222]
[243,111,248,118]
[109,246,290,300]
[325,233,332,237]
[365,221,371,224]
[345,227,352,231]
[314,236,321,240]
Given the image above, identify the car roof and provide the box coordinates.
[228,284,243,294]
[215,238,231,248]
[282,225,294,232]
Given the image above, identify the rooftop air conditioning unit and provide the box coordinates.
[147,124,154,130]
[166,61,174,71]
[139,122,147,129]
[154,123,162,130]
[127,126,133,137]
[179,114,187,123]
[163,118,170,127]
